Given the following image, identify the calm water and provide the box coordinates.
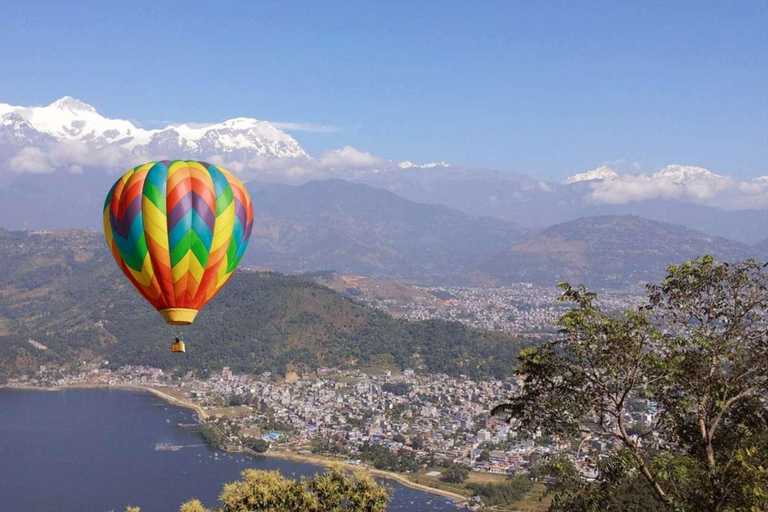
[0,389,464,512]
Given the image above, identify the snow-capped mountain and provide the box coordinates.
[652,164,726,184]
[0,96,309,166]
[2,97,144,146]
[397,160,451,169]
[565,164,730,187]
[564,165,619,184]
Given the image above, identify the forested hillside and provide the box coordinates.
[0,230,532,381]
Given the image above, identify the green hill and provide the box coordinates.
[0,229,532,381]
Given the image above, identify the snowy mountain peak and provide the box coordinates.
[0,103,16,116]
[397,160,451,169]
[0,96,310,164]
[48,96,98,113]
[653,165,725,183]
[564,165,619,184]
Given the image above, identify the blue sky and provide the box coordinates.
[0,1,765,180]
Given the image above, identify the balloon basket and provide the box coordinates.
[159,308,198,325]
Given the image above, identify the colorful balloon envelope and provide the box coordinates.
[103,160,253,325]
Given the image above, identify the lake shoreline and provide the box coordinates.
[2,383,209,419]
[1,384,467,504]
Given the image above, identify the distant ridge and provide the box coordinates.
[478,215,759,288]
[244,179,527,282]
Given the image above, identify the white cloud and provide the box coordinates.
[5,139,144,175]
[204,146,388,183]
[9,146,54,173]
[588,167,768,210]
[206,154,323,182]
[319,146,384,168]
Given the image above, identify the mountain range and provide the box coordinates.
[348,164,768,244]
[244,179,527,281]
[0,96,308,166]
[0,174,763,288]
[0,96,765,287]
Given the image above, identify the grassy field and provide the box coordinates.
[407,469,474,497]
[509,483,551,512]
[407,468,552,512]
[406,468,551,510]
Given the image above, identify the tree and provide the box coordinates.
[441,463,469,484]
[410,435,425,450]
[466,475,533,508]
[178,465,390,512]
[179,502,207,512]
[477,450,490,462]
[492,257,768,511]
[244,437,269,453]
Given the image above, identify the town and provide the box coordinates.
[343,282,646,336]
[6,360,648,487]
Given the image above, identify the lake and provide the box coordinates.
[0,388,465,512]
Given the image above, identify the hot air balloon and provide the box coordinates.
[103,160,253,351]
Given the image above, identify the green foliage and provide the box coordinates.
[466,475,533,507]
[244,438,269,453]
[440,463,469,484]
[310,437,349,456]
[494,256,768,510]
[178,501,207,512]
[358,441,419,473]
[410,436,425,450]
[199,424,227,450]
[180,465,391,512]
[381,382,410,396]
[227,394,247,407]
[542,454,668,512]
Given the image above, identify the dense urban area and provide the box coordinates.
[6,355,656,509]
[340,282,645,336]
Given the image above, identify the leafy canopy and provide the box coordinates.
[127,465,391,512]
[493,256,768,511]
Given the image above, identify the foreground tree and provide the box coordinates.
[126,465,391,512]
[493,256,768,511]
